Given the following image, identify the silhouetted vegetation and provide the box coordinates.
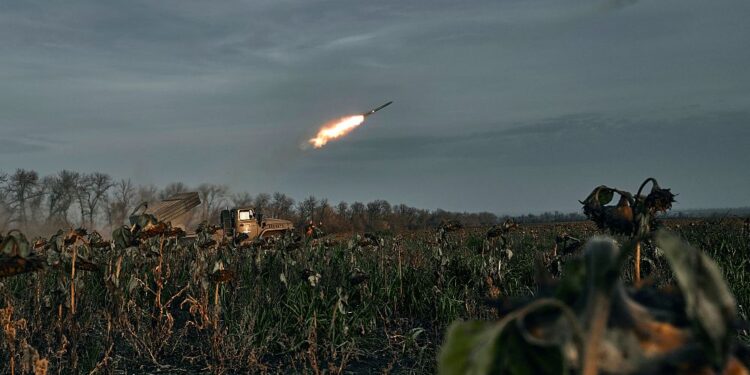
[1,171,749,373]
[1,169,584,237]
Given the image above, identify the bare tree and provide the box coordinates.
[197,183,229,222]
[336,201,349,219]
[0,171,7,195]
[0,171,10,230]
[137,184,159,205]
[231,192,253,208]
[394,204,419,230]
[75,174,94,226]
[271,192,295,218]
[44,170,80,226]
[105,179,136,226]
[297,196,318,224]
[366,199,392,230]
[350,201,366,231]
[253,193,271,215]
[159,182,189,200]
[5,169,41,226]
[78,172,114,228]
[316,199,335,223]
[28,183,46,227]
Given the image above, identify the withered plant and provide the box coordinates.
[580,177,676,282]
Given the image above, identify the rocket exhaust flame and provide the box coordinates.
[309,115,365,148]
[308,102,392,149]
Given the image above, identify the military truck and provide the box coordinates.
[218,207,294,241]
[136,192,294,242]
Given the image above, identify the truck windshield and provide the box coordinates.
[238,210,254,220]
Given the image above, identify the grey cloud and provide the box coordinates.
[0,139,47,154]
[600,0,640,11]
[0,0,749,213]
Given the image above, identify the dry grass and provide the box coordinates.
[0,218,748,373]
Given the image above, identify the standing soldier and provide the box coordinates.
[305,221,325,239]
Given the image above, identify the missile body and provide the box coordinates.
[363,101,393,117]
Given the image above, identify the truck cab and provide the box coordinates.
[220,207,294,242]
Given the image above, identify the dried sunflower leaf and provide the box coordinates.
[1,231,31,258]
[655,230,737,367]
[439,320,506,375]
[440,302,569,375]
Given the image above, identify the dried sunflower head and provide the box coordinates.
[644,187,676,213]
[636,178,677,215]
[580,186,638,235]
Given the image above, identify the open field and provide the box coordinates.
[1,218,749,374]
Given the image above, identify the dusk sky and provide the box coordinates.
[1,0,748,214]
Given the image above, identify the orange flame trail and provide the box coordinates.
[309,115,366,148]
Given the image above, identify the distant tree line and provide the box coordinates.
[0,168,585,236]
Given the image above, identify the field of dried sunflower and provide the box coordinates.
[1,216,749,374]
